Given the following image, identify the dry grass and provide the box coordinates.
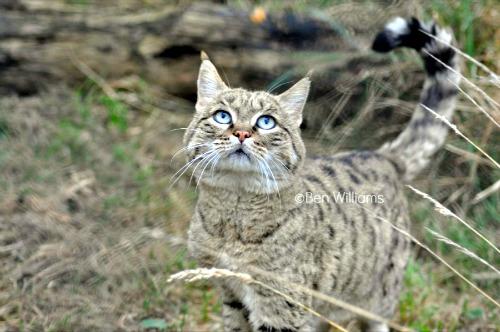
[426,228,499,276]
[0,0,499,331]
[168,267,413,332]
[407,185,499,254]
[169,268,350,332]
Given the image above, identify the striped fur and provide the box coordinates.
[184,17,459,332]
[374,17,461,180]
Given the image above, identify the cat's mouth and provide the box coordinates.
[229,148,250,160]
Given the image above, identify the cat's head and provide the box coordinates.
[183,53,310,193]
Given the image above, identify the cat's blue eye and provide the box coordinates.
[256,115,276,130]
[213,110,232,124]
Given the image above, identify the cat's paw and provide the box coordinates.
[371,17,453,54]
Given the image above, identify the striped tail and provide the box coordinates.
[372,17,461,181]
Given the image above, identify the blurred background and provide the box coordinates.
[0,0,498,331]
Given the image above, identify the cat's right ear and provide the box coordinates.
[196,52,227,110]
[277,76,311,127]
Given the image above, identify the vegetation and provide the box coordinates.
[0,0,498,331]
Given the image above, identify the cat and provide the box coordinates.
[182,17,460,332]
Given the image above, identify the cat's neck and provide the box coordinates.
[195,178,304,243]
[197,179,302,211]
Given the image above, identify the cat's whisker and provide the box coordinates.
[262,158,281,198]
[168,127,205,133]
[170,150,211,181]
[189,150,219,186]
[258,159,272,195]
[255,158,271,200]
[192,152,213,185]
[267,80,295,94]
[261,163,272,200]
[268,153,292,177]
[170,143,210,164]
[253,153,280,197]
[164,127,207,139]
[272,157,291,172]
[265,157,288,209]
[264,160,281,199]
[196,151,221,189]
[184,150,216,185]
[259,161,271,201]
[209,154,222,179]
[170,157,201,183]
[254,158,266,190]
[169,160,203,189]
[169,150,215,189]
[268,156,292,184]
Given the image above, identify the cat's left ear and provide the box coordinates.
[196,52,227,110]
[277,76,311,126]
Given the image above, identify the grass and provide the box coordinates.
[0,0,498,331]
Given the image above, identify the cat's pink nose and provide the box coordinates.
[233,130,251,143]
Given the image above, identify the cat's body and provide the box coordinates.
[184,17,460,332]
[189,150,410,331]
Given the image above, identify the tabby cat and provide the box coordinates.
[182,17,460,332]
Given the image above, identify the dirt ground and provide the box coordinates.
[0,1,499,332]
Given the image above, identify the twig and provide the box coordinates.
[70,55,118,99]
[472,180,500,205]
[445,144,496,168]
[472,272,500,281]
[64,177,95,196]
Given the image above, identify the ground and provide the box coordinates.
[0,0,499,331]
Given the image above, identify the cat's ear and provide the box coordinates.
[277,76,311,126]
[197,52,227,109]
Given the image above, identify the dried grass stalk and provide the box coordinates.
[408,185,500,254]
[168,245,414,332]
[419,104,500,168]
[361,207,499,308]
[419,29,499,87]
[472,179,500,205]
[448,79,500,128]
[426,228,500,275]
[168,268,348,332]
[422,50,499,110]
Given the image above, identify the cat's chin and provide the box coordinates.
[195,162,286,194]
[198,173,284,194]
[194,151,290,193]
[216,152,256,172]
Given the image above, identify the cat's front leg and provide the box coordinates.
[219,284,252,332]
[247,283,314,332]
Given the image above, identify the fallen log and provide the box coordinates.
[0,1,421,132]
[0,2,353,94]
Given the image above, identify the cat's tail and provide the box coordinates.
[372,17,461,181]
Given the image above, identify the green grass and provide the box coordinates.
[100,95,129,133]
[1,1,498,331]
